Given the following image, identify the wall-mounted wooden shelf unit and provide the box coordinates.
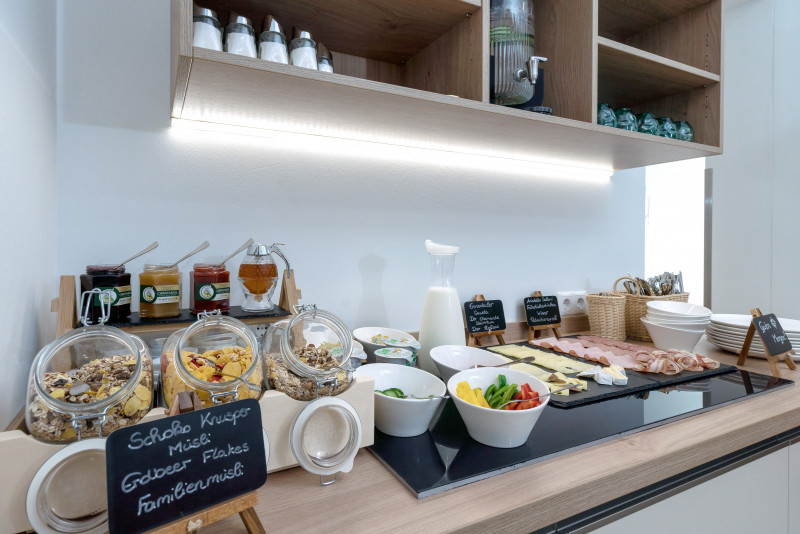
[171,0,723,172]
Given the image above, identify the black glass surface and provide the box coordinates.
[369,370,792,498]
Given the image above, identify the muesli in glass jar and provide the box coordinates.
[26,290,153,442]
[161,312,263,409]
[262,305,353,401]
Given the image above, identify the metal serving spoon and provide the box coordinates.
[167,240,210,269]
[475,355,537,368]
[118,241,159,267]
[193,356,261,392]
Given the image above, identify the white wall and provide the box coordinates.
[54,0,645,334]
[0,0,58,428]
[709,0,800,318]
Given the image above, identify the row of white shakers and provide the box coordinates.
[192,4,334,72]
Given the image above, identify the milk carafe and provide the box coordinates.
[418,240,466,376]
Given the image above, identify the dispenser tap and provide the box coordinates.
[514,56,547,85]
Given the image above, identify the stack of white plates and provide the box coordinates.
[640,301,712,351]
[706,314,800,359]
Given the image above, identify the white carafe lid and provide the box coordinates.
[425,239,459,255]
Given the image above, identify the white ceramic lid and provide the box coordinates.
[27,438,108,534]
[289,397,361,477]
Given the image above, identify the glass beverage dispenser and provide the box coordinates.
[490,0,547,106]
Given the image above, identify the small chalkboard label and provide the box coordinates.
[464,300,506,334]
[754,313,794,356]
[524,295,562,327]
[106,399,267,534]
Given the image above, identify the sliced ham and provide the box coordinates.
[577,335,654,355]
[533,336,721,375]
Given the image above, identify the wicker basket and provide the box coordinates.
[613,276,690,342]
[587,292,627,341]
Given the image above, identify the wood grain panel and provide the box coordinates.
[630,82,720,148]
[332,52,405,86]
[625,0,721,74]
[182,49,721,170]
[404,9,483,101]
[597,37,719,107]
[196,0,480,64]
[599,0,715,41]
[534,0,594,122]
[170,0,193,118]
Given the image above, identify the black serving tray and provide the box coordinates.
[491,340,738,408]
[368,369,792,498]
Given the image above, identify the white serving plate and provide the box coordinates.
[710,314,800,332]
[707,325,800,342]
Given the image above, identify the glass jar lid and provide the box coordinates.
[173,312,261,400]
[85,264,125,274]
[33,325,143,416]
[290,397,361,479]
[277,306,353,380]
[26,438,109,534]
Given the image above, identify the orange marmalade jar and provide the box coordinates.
[139,264,181,318]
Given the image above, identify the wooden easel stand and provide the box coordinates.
[738,308,796,378]
[527,291,561,343]
[146,393,266,534]
[466,294,506,347]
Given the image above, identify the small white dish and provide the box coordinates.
[353,364,445,437]
[353,327,419,363]
[430,345,510,384]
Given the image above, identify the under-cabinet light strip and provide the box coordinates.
[170,118,614,183]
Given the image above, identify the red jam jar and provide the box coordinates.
[190,263,230,313]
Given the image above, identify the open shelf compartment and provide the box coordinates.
[598,0,721,74]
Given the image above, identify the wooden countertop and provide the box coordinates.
[204,340,800,534]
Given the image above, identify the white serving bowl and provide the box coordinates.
[641,318,705,352]
[353,363,445,437]
[646,301,712,317]
[646,308,711,321]
[353,327,418,363]
[447,367,549,448]
[430,345,510,384]
[644,315,709,331]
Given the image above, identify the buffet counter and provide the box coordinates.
[200,339,800,534]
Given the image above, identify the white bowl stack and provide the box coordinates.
[641,301,712,352]
[706,314,800,359]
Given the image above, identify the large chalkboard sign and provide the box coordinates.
[106,399,267,534]
[464,300,506,334]
[524,295,561,327]
[754,313,794,356]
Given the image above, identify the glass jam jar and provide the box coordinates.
[25,318,153,443]
[80,264,132,323]
[139,264,181,318]
[262,306,353,401]
[190,262,230,313]
[161,313,263,409]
